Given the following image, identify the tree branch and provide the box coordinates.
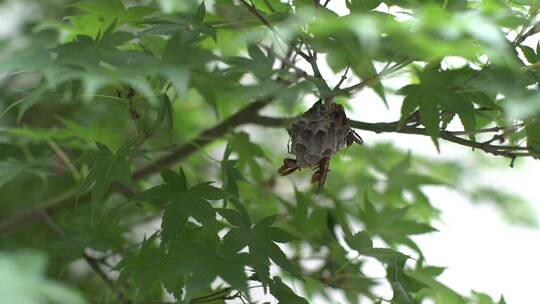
[132,98,272,180]
[334,64,351,90]
[449,126,509,136]
[237,0,333,98]
[191,287,234,303]
[248,115,533,159]
[0,98,273,236]
[84,253,131,304]
[2,104,530,236]
[303,41,324,80]
[0,32,305,236]
[332,59,410,97]
[350,120,532,158]
[258,44,309,78]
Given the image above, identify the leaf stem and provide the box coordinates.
[47,139,81,183]
[334,64,351,90]
[190,287,232,303]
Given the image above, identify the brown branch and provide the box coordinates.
[84,253,131,304]
[294,58,405,102]
[514,21,539,46]
[258,44,309,78]
[3,102,529,236]
[0,29,304,236]
[39,212,131,304]
[238,0,334,97]
[0,98,273,236]
[134,287,240,304]
[248,115,533,159]
[331,60,408,98]
[304,42,324,80]
[132,98,272,180]
[39,213,132,304]
[334,64,351,90]
[191,288,233,303]
[449,123,525,136]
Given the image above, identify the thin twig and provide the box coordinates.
[191,288,232,303]
[332,58,411,97]
[84,253,131,304]
[334,64,351,90]
[448,122,524,136]
[258,44,309,78]
[47,139,81,182]
[513,18,538,45]
[239,0,334,97]
[238,0,311,61]
[41,212,131,304]
[132,98,272,180]
[303,40,324,80]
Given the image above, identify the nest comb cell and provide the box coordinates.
[278,100,363,190]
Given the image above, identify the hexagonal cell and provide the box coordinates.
[301,129,313,141]
[305,154,321,164]
[294,142,307,153]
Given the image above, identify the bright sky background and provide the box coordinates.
[353,83,540,304]
[321,2,540,303]
[296,52,540,302]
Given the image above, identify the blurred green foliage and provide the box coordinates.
[0,0,538,303]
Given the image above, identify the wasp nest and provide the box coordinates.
[278,100,363,189]
[287,100,351,167]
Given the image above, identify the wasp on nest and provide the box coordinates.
[277,99,363,190]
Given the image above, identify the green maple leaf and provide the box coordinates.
[387,257,427,304]
[79,139,141,215]
[526,118,540,158]
[219,203,298,283]
[164,226,249,298]
[0,157,50,188]
[407,265,465,304]
[269,277,309,304]
[358,195,436,246]
[399,68,477,151]
[66,0,155,38]
[134,167,225,245]
[117,233,168,296]
[229,132,269,182]
[161,191,218,245]
[345,231,409,265]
